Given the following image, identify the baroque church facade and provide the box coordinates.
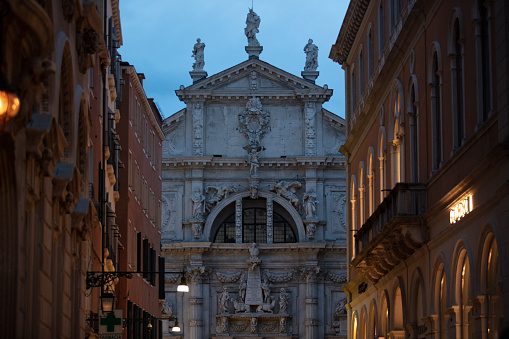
[160,33,348,338]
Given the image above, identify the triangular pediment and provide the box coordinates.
[181,59,325,92]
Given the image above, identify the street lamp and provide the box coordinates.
[0,0,20,127]
[177,274,189,292]
[100,292,115,313]
[171,318,181,332]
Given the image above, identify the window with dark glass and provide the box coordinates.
[214,208,296,243]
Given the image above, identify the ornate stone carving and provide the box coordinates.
[219,316,228,333]
[335,298,347,315]
[303,189,318,219]
[161,300,173,317]
[235,199,242,243]
[238,98,270,148]
[327,271,347,285]
[239,280,247,302]
[218,286,230,314]
[278,288,290,314]
[187,266,210,283]
[304,102,317,156]
[299,267,321,283]
[245,145,264,177]
[233,299,249,313]
[262,321,278,332]
[61,0,75,21]
[250,317,258,333]
[279,317,288,333]
[271,181,302,210]
[266,197,273,243]
[161,192,177,234]
[250,71,258,90]
[164,273,181,284]
[191,220,204,240]
[192,102,204,156]
[231,321,248,332]
[250,184,259,199]
[264,270,294,283]
[331,192,347,234]
[256,296,275,313]
[305,221,317,239]
[261,279,271,303]
[205,185,237,213]
[190,187,205,219]
[215,270,243,283]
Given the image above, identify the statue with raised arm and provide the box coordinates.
[245,9,261,46]
[304,39,319,71]
[191,38,205,71]
[218,286,230,314]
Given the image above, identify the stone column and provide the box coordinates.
[301,267,320,339]
[191,102,204,156]
[235,198,242,243]
[304,102,317,156]
[187,267,208,339]
[266,197,273,243]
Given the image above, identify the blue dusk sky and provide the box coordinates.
[119,0,348,119]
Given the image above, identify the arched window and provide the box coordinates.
[59,45,74,160]
[475,0,492,123]
[430,45,443,171]
[378,124,387,201]
[450,15,465,150]
[367,147,375,215]
[352,313,359,339]
[368,27,374,80]
[351,65,357,113]
[214,208,296,243]
[436,266,448,338]
[480,232,501,338]
[358,162,366,226]
[391,83,404,186]
[368,301,377,338]
[390,0,402,30]
[351,174,358,255]
[378,1,385,57]
[359,48,365,96]
[360,308,367,339]
[393,287,404,330]
[454,249,472,338]
[408,77,419,182]
[381,293,390,338]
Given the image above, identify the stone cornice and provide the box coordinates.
[162,156,345,169]
[329,0,370,65]
[111,0,122,45]
[161,242,344,254]
[176,59,333,103]
[123,66,165,140]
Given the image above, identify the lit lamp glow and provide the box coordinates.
[0,85,20,122]
[172,319,181,332]
[100,292,115,313]
[177,274,189,292]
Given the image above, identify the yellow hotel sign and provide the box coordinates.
[450,195,473,224]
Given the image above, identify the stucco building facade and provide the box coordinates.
[330,0,509,338]
[161,45,348,338]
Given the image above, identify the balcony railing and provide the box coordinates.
[352,182,428,281]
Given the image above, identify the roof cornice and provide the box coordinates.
[329,0,370,65]
[123,66,165,140]
[111,0,122,45]
[162,156,345,169]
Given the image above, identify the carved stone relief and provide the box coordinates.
[304,102,316,156]
[161,192,178,236]
[205,185,237,213]
[271,181,302,210]
[238,97,270,148]
[192,102,204,156]
[163,123,184,156]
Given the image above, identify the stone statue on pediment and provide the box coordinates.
[304,39,319,71]
[245,9,261,46]
[192,38,205,71]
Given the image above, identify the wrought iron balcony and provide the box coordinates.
[352,183,428,282]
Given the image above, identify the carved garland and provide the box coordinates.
[215,270,244,283]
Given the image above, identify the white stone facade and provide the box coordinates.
[161,58,347,338]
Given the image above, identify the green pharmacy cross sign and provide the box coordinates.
[100,312,122,332]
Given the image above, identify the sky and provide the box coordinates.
[119,0,349,119]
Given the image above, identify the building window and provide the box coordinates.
[451,17,465,150]
[128,151,132,188]
[408,80,419,182]
[358,162,365,226]
[136,232,141,270]
[368,28,374,80]
[214,208,296,243]
[378,124,387,201]
[431,48,442,170]
[367,148,375,215]
[359,49,364,96]
[476,0,492,123]
[390,0,401,30]
[378,0,385,57]
[391,85,403,186]
[351,66,357,113]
